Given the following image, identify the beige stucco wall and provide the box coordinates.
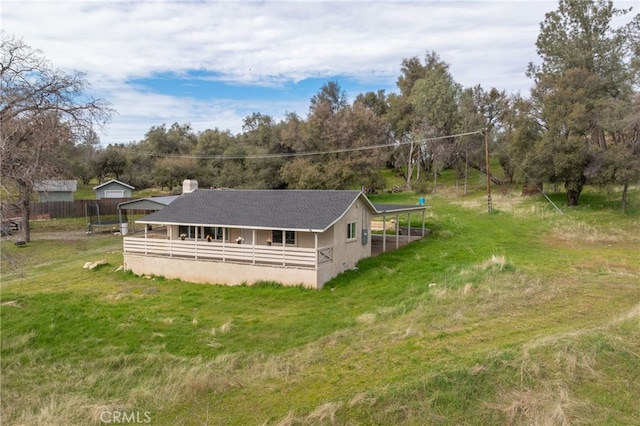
[319,199,372,283]
[124,254,320,289]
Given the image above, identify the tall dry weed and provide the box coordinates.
[272,401,343,425]
[305,401,343,424]
[496,384,594,425]
[219,319,233,333]
[551,218,636,243]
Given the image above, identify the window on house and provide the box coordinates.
[204,227,214,240]
[347,222,357,241]
[216,227,228,240]
[204,226,227,241]
[178,225,197,239]
[179,225,223,240]
[285,231,296,245]
[272,230,296,245]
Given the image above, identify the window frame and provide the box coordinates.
[178,225,228,241]
[178,225,201,239]
[204,226,227,241]
[346,221,357,242]
[272,230,296,245]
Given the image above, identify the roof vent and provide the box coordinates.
[182,179,198,194]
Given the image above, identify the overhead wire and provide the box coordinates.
[111,129,485,160]
[108,126,565,213]
[490,136,564,214]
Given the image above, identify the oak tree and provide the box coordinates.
[1,32,112,241]
[527,0,638,205]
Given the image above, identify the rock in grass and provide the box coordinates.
[83,260,107,270]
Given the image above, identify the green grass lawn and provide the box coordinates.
[1,185,639,425]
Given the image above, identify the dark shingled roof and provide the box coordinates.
[118,196,179,211]
[138,189,372,231]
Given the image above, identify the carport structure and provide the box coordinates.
[370,202,430,256]
[117,196,178,234]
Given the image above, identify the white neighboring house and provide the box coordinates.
[93,179,134,200]
[123,181,428,290]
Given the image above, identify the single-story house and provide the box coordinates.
[34,180,77,202]
[93,179,134,200]
[123,180,428,290]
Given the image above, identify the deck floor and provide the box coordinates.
[370,233,425,257]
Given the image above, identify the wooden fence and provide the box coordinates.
[3,198,132,220]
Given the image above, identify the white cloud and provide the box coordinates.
[2,0,637,143]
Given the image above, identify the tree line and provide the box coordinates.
[2,0,640,242]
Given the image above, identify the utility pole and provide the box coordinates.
[484,128,492,213]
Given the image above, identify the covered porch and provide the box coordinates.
[123,235,333,269]
[370,202,430,256]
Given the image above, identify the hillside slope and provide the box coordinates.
[1,188,638,425]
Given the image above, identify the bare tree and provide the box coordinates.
[1,32,112,242]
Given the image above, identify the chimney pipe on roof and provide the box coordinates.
[182,179,198,194]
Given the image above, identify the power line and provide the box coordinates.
[112,129,484,160]
[491,137,564,215]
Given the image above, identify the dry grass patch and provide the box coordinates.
[274,401,343,425]
[219,319,233,333]
[209,319,234,336]
[2,329,36,351]
[356,313,376,325]
[348,392,377,408]
[478,254,508,272]
[305,401,343,424]
[491,303,640,425]
[451,191,528,213]
[550,218,637,244]
[496,384,595,426]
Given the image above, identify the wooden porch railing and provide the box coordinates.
[123,237,332,268]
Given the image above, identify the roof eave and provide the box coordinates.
[374,205,430,214]
[135,219,325,233]
[321,191,377,231]
[93,179,135,190]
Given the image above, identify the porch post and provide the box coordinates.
[395,214,400,249]
[195,227,199,259]
[314,232,318,270]
[281,229,285,266]
[143,224,148,255]
[382,215,387,253]
[222,227,226,262]
[252,229,256,264]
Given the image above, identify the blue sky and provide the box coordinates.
[2,0,637,145]
[130,72,385,103]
